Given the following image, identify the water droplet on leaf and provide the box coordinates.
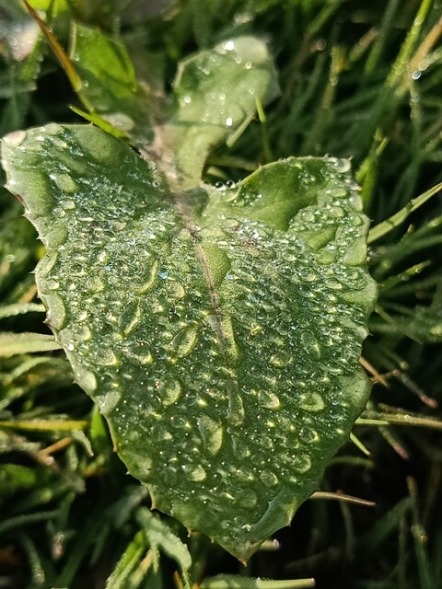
[169,327,198,359]
[157,379,182,407]
[298,392,325,413]
[260,470,278,487]
[183,464,207,482]
[258,390,281,410]
[198,416,223,456]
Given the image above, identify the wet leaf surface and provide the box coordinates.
[1,122,376,560]
[162,36,279,187]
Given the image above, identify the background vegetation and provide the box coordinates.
[1,0,442,587]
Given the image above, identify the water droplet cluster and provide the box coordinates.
[2,125,376,559]
[168,36,278,187]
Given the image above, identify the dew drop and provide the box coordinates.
[183,464,207,482]
[77,324,92,341]
[157,379,182,407]
[45,123,62,136]
[300,209,315,223]
[293,454,311,473]
[332,159,351,173]
[44,293,67,330]
[52,173,78,193]
[85,276,105,294]
[237,489,258,508]
[45,278,59,291]
[138,259,159,293]
[125,342,153,366]
[106,112,135,131]
[299,426,319,443]
[97,389,121,415]
[300,330,321,358]
[166,281,186,300]
[207,315,239,363]
[96,250,108,264]
[344,268,366,289]
[152,424,173,441]
[61,199,76,210]
[96,348,118,366]
[329,206,345,218]
[119,301,142,336]
[69,263,85,276]
[227,382,245,425]
[223,40,235,51]
[269,350,292,368]
[260,470,278,487]
[232,437,251,460]
[169,327,198,358]
[249,322,264,336]
[325,278,343,291]
[198,415,223,456]
[298,391,325,413]
[53,207,66,219]
[303,270,317,282]
[329,187,348,198]
[258,390,281,410]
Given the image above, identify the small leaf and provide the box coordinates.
[163,36,280,186]
[104,531,149,589]
[70,22,153,142]
[1,124,376,561]
[135,507,191,578]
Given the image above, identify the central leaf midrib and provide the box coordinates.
[164,176,240,424]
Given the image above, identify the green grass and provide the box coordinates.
[1,0,442,587]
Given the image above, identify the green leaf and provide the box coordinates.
[104,531,149,589]
[1,124,376,561]
[69,23,153,142]
[104,508,191,589]
[163,36,280,187]
[135,507,191,580]
[0,332,61,356]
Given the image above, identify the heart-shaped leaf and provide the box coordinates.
[1,123,376,560]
